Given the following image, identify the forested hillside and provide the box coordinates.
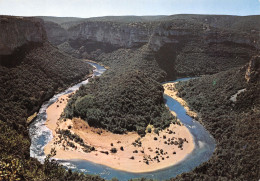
[65,46,176,136]
[0,16,105,180]
[130,57,259,181]
[42,15,259,80]
[171,56,260,180]
[51,14,259,180]
[1,14,259,181]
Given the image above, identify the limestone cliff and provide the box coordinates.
[43,16,259,53]
[245,55,260,82]
[69,21,152,48]
[0,16,46,55]
[42,15,259,79]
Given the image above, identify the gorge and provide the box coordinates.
[0,14,259,181]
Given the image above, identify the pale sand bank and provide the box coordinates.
[163,82,198,119]
[44,90,195,173]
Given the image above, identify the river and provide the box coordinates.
[29,62,215,181]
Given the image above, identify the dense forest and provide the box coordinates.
[171,57,260,180]
[42,15,259,81]
[130,57,260,181]
[0,40,107,180]
[64,47,260,180]
[65,46,177,136]
[1,14,260,181]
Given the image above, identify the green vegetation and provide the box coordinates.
[43,15,258,81]
[0,42,106,180]
[1,14,260,180]
[0,43,92,126]
[56,129,95,152]
[131,60,259,180]
[110,148,117,153]
[0,120,104,181]
[171,64,260,180]
[65,46,177,136]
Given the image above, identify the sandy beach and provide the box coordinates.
[44,88,195,173]
[163,82,198,119]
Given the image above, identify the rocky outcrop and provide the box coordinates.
[245,55,260,82]
[43,21,69,45]
[149,20,259,51]
[43,16,260,54]
[41,15,259,80]
[0,16,46,55]
[68,21,152,48]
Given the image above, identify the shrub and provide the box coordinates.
[110,148,117,153]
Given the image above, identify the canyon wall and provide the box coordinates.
[245,55,260,82]
[69,21,152,48]
[44,16,260,53]
[0,15,95,180]
[0,16,46,55]
[42,15,260,79]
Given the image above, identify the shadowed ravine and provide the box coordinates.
[29,62,215,181]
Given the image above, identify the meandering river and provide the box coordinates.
[29,62,215,181]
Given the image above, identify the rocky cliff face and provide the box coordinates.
[149,20,259,51]
[43,21,68,45]
[42,15,259,79]
[44,17,259,53]
[69,21,152,48]
[44,20,153,48]
[245,55,260,82]
[149,20,258,79]
[0,16,46,55]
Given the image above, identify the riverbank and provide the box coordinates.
[44,92,195,173]
[163,82,198,119]
[84,59,110,69]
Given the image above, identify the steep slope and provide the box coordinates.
[43,21,69,45]
[42,15,259,180]
[171,56,260,180]
[0,16,104,180]
[41,15,259,80]
[1,14,259,180]
[161,14,260,32]
[65,45,174,136]
[0,16,46,56]
[54,15,259,180]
